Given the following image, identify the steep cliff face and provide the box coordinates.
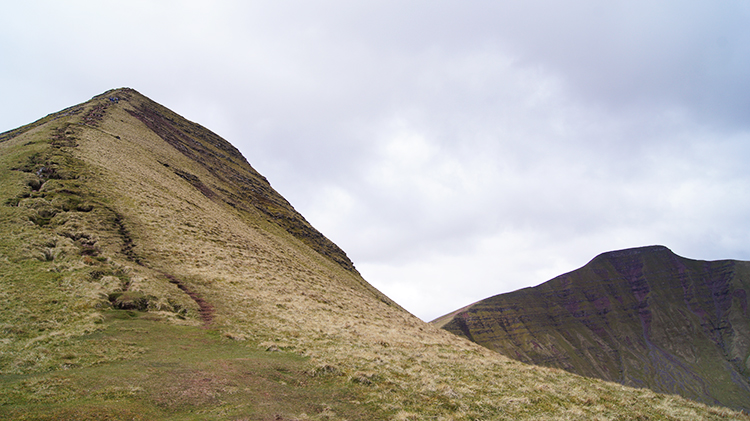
[436,245,750,411]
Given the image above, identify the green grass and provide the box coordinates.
[0,312,390,421]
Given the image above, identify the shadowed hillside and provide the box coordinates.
[1,90,746,420]
[434,245,750,412]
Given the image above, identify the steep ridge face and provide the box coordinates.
[0,90,746,420]
[435,245,750,411]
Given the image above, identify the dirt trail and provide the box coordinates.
[162,272,215,326]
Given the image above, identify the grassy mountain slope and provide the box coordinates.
[435,246,750,412]
[0,89,746,420]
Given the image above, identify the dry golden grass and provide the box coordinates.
[1,88,748,420]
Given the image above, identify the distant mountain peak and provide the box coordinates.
[435,245,750,411]
[595,244,671,257]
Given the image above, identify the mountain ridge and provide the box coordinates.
[435,245,750,411]
[1,89,746,420]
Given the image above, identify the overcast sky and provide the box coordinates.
[3,1,750,321]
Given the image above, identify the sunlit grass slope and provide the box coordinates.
[0,88,746,420]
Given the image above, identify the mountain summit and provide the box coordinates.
[0,89,745,419]
[434,245,750,411]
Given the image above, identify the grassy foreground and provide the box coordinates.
[1,88,748,420]
[1,311,383,421]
